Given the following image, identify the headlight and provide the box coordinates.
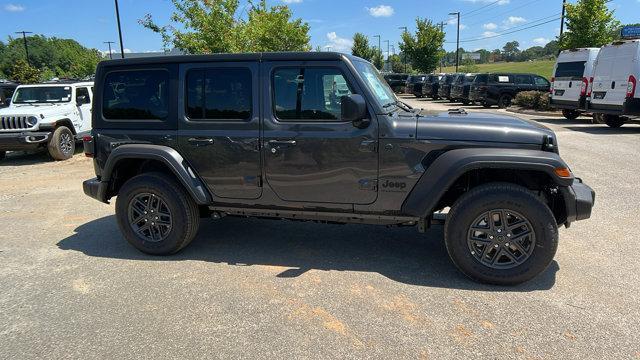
[26,116,38,127]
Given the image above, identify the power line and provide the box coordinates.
[447,17,560,43]
[462,0,509,19]
[445,13,560,43]
[464,0,545,27]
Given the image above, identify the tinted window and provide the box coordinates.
[534,76,549,86]
[515,75,533,84]
[464,75,476,82]
[491,74,513,83]
[273,67,352,121]
[186,68,252,120]
[103,70,169,120]
[76,87,90,104]
[554,61,586,78]
[474,74,488,83]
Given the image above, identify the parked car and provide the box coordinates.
[437,73,457,100]
[405,74,427,97]
[0,80,18,108]
[550,48,600,120]
[82,52,594,285]
[383,73,409,93]
[469,73,550,108]
[587,39,640,127]
[0,80,93,161]
[450,73,478,105]
[422,74,444,99]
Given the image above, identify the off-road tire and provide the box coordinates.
[444,183,558,285]
[0,151,5,161]
[462,99,470,105]
[498,94,513,108]
[604,114,624,128]
[116,172,200,255]
[48,126,75,161]
[482,102,492,108]
[562,109,580,120]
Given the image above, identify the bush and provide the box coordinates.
[514,91,551,111]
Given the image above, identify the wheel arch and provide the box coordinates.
[41,118,77,134]
[102,144,211,205]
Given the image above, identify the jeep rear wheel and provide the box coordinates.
[444,183,558,285]
[116,172,200,255]
[48,126,75,161]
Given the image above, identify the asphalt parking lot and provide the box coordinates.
[1,98,639,359]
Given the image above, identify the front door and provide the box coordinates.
[177,62,261,199]
[261,61,378,205]
[75,86,92,133]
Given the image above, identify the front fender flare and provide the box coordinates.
[401,148,573,217]
[102,144,211,205]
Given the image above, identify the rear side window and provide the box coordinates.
[555,61,586,78]
[491,74,512,83]
[103,70,169,120]
[515,75,533,84]
[474,74,488,83]
[186,68,252,120]
[273,67,352,121]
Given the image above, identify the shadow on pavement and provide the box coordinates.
[0,147,84,166]
[57,215,559,291]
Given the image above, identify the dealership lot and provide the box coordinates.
[1,101,639,359]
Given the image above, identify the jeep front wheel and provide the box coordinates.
[497,94,512,108]
[48,126,75,160]
[116,172,200,255]
[444,183,558,285]
[0,151,5,161]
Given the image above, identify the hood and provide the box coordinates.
[416,110,555,144]
[0,102,75,117]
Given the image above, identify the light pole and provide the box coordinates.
[104,41,115,60]
[114,0,125,59]
[398,26,408,73]
[373,34,381,60]
[449,12,461,72]
[15,31,33,66]
[559,0,567,51]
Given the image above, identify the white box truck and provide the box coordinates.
[550,48,600,120]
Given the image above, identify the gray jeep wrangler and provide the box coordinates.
[83,52,594,285]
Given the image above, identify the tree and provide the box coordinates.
[560,0,620,49]
[459,58,479,73]
[399,18,445,73]
[502,41,520,61]
[371,50,384,70]
[351,33,375,61]
[543,40,559,56]
[9,59,40,84]
[140,0,310,54]
[389,54,412,73]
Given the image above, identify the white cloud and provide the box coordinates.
[325,32,353,53]
[483,22,497,30]
[367,5,394,17]
[100,48,132,57]
[447,18,467,30]
[533,37,551,45]
[482,31,498,38]
[282,0,302,3]
[503,16,526,27]
[4,3,25,12]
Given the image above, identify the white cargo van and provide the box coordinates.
[550,48,600,120]
[588,39,640,127]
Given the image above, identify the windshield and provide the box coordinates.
[13,86,72,104]
[353,61,396,108]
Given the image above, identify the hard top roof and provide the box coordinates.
[16,81,94,88]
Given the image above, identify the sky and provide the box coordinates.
[0,0,638,57]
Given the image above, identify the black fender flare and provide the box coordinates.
[401,148,573,217]
[102,144,211,205]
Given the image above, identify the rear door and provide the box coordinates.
[553,60,586,102]
[261,60,378,205]
[592,44,633,106]
[177,62,262,199]
[75,86,92,133]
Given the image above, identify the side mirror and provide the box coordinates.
[76,95,89,105]
[341,94,369,128]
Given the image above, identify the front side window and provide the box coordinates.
[273,67,353,121]
[13,86,72,104]
[76,87,90,104]
[103,70,169,120]
[535,76,550,86]
[186,68,252,120]
[515,75,533,84]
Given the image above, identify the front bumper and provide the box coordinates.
[0,131,51,151]
[83,177,110,204]
[560,179,595,225]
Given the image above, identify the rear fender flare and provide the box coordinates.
[401,148,573,217]
[102,144,211,204]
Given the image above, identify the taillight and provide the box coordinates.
[587,77,594,97]
[549,77,555,94]
[83,135,94,158]
[580,77,589,96]
[627,75,637,98]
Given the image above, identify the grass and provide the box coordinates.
[440,59,556,79]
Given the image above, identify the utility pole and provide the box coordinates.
[438,22,445,73]
[559,0,567,47]
[398,26,408,73]
[449,12,461,72]
[384,40,390,71]
[104,41,115,60]
[114,0,125,59]
[15,31,33,66]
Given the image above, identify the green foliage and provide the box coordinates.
[9,59,40,84]
[0,35,101,82]
[140,0,310,54]
[502,41,520,61]
[560,0,620,49]
[389,54,412,73]
[351,33,375,61]
[399,18,445,73]
[441,59,556,79]
[514,91,551,110]
[459,58,479,73]
[371,50,384,70]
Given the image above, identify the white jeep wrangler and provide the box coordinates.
[0,81,93,161]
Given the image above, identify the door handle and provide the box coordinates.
[188,137,214,146]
